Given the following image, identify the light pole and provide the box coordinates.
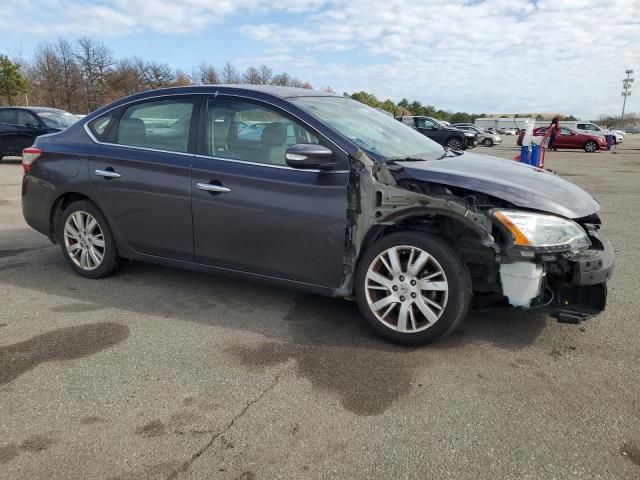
[621,69,634,127]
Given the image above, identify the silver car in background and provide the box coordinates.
[452,123,503,147]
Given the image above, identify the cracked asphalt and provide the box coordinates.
[1,136,639,479]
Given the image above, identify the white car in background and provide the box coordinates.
[498,127,518,135]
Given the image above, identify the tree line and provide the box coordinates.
[1,37,590,124]
[0,37,316,113]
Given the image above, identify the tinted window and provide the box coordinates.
[16,110,39,127]
[88,113,114,141]
[416,118,437,129]
[559,128,572,135]
[115,98,194,153]
[207,98,318,166]
[0,110,17,124]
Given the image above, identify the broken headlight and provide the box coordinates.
[493,210,591,252]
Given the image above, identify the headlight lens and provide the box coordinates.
[494,210,590,251]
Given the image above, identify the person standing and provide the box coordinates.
[546,116,560,151]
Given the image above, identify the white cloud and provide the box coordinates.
[239,0,640,117]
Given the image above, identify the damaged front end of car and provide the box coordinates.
[335,150,614,324]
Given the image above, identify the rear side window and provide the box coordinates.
[0,109,17,124]
[115,98,194,153]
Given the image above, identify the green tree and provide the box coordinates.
[0,55,28,104]
[349,91,380,108]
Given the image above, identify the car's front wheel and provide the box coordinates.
[482,138,493,147]
[355,232,471,345]
[57,200,121,278]
[584,141,598,153]
[445,137,464,150]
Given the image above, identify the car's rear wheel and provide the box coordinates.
[445,137,464,150]
[482,138,493,147]
[57,200,121,278]
[584,141,598,153]
[355,232,471,345]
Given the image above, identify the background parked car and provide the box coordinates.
[517,126,607,152]
[396,116,477,150]
[498,127,518,135]
[560,121,623,144]
[452,123,502,147]
[0,107,78,160]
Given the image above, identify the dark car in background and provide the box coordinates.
[0,107,78,160]
[21,85,613,345]
[396,116,476,150]
[517,127,607,152]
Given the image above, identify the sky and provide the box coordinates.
[1,0,638,119]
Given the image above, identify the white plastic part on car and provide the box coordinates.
[500,262,544,307]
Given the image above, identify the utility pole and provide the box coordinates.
[621,69,634,127]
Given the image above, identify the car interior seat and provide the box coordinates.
[259,123,288,166]
[118,118,147,147]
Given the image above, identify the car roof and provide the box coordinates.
[0,106,68,113]
[130,84,337,100]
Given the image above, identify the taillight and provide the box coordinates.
[22,148,42,173]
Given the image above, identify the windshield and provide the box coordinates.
[291,96,445,161]
[37,111,78,128]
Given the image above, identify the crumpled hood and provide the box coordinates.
[399,152,600,219]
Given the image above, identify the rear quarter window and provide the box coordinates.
[88,113,115,141]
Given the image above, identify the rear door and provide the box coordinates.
[87,96,197,261]
[0,109,41,155]
[191,96,350,287]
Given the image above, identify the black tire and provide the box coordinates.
[482,138,493,147]
[57,199,121,279]
[354,231,472,345]
[584,141,598,153]
[445,137,464,150]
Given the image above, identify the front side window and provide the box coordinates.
[16,110,39,127]
[115,98,194,153]
[291,97,445,162]
[207,98,318,166]
[416,118,437,129]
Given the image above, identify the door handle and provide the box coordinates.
[197,182,231,194]
[95,169,121,179]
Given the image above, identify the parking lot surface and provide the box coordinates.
[1,136,640,479]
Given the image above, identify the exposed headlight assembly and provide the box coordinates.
[493,210,591,252]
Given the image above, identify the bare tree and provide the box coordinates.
[75,37,113,112]
[242,66,261,85]
[271,72,291,86]
[55,38,82,112]
[193,62,220,84]
[258,64,272,85]
[31,43,62,107]
[221,62,240,84]
[135,59,175,89]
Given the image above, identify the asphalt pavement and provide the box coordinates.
[1,136,639,479]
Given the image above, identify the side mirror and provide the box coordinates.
[285,144,336,171]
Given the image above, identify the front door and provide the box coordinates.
[88,96,196,261]
[191,96,350,287]
[555,127,580,149]
[415,118,445,145]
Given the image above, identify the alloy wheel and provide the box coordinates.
[585,141,597,152]
[63,211,105,270]
[364,245,449,333]
[446,138,463,150]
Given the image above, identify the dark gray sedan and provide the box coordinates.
[21,85,613,344]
